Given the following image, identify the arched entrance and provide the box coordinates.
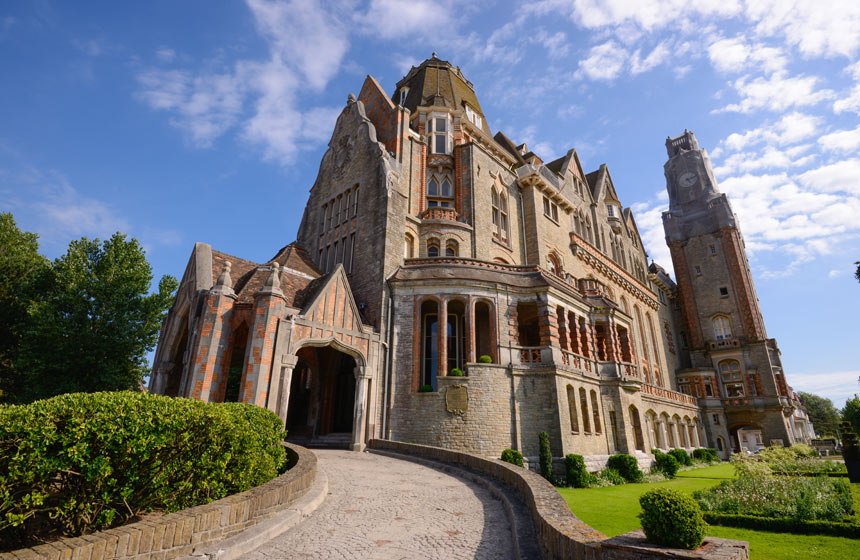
[285,343,362,449]
[729,424,765,453]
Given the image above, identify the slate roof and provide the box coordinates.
[209,243,323,307]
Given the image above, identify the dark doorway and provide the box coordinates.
[165,318,189,396]
[287,345,357,447]
[223,322,248,402]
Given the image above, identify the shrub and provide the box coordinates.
[654,450,680,478]
[639,488,707,550]
[693,448,720,462]
[841,421,860,461]
[418,384,434,392]
[598,467,626,486]
[538,431,553,481]
[449,368,464,377]
[789,443,818,458]
[564,454,596,488]
[478,355,493,363]
[501,449,524,467]
[730,454,772,479]
[669,448,693,466]
[701,512,860,539]
[0,392,286,548]
[693,475,853,522]
[607,453,643,482]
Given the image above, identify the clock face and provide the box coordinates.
[679,172,698,188]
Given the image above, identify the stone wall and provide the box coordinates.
[1,444,317,560]
[368,439,749,560]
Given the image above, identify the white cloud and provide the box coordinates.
[797,159,860,195]
[745,1,860,58]
[156,47,176,63]
[630,41,670,74]
[356,0,455,40]
[787,370,860,409]
[828,269,844,278]
[721,112,821,153]
[833,84,860,115]
[716,72,835,114]
[577,40,628,81]
[707,36,787,75]
[819,125,860,153]
[567,0,741,32]
[713,144,814,176]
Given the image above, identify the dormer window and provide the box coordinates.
[464,104,482,129]
[398,87,409,106]
[607,204,617,218]
[428,113,451,154]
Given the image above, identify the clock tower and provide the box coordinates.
[662,130,802,452]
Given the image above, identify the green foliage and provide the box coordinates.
[607,453,643,482]
[418,384,434,392]
[0,214,50,403]
[0,391,286,547]
[477,355,492,363]
[692,448,720,462]
[564,454,596,488]
[538,431,553,481]
[799,392,841,437]
[752,444,844,473]
[730,453,773,479]
[449,368,464,376]
[669,448,693,466]
[7,231,177,403]
[597,467,626,486]
[500,448,524,467]
[653,450,680,478]
[702,512,860,539]
[842,395,860,437]
[693,475,853,522]
[788,443,818,458]
[841,420,860,461]
[639,488,707,549]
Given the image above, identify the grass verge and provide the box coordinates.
[557,464,860,560]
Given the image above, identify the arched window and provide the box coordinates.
[713,316,732,340]
[426,173,453,208]
[629,405,645,451]
[547,253,561,276]
[590,390,602,434]
[719,359,743,397]
[446,240,458,257]
[420,300,439,391]
[404,233,414,259]
[499,192,509,240]
[491,189,500,229]
[474,301,494,362]
[580,387,591,434]
[567,385,579,432]
[446,300,466,374]
[427,238,440,258]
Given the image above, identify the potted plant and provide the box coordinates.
[840,421,860,483]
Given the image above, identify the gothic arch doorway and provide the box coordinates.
[286,343,363,448]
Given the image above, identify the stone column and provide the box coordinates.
[275,354,299,426]
[351,366,370,451]
[466,297,475,364]
[661,420,670,449]
[245,265,286,406]
[188,263,236,402]
[438,298,448,379]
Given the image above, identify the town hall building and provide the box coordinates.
[148,55,812,464]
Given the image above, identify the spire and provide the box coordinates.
[211,261,235,297]
[259,263,284,298]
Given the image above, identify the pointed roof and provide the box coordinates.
[545,148,587,181]
[395,54,491,135]
[301,264,371,329]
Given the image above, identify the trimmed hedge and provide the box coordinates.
[538,431,553,481]
[653,450,680,479]
[478,355,493,363]
[639,488,707,549]
[418,384,434,392]
[0,391,286,548]
[669,448,693,466]
[693,448,720,462]
[702,512,860,539]
[771,471,848,477]
[564,454,595,488]
[449,368,464,377]
[607,453,643,483]
[501,448,524,467]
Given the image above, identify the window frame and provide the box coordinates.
[428,112,452,155]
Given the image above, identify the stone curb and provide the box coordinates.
[177,469,329,560]
[369,448,543,560]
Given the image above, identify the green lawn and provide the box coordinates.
[557,464,860,560]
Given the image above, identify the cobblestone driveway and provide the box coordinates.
[241,449,515,560]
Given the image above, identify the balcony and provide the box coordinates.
[421,207,459,222]
[708,338,740,350]
[560,349,596,373]
[641,383,698,406]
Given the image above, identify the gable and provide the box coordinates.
[301,265,366,334]
[358,75,399,155]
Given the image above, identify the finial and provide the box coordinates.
[212,261,235,297]
[260,263,284,297]
[347,93,356,104]
[432,51,437,58]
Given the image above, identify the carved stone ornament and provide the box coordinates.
[445,384,468,415]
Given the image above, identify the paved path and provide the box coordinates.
[240,449,516,560]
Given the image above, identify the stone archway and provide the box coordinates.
[282,339,370,451]
[729,423,765,453]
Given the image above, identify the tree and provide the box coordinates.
[855,261,860,283]
[16,233,178,402]
[798,392,841,437]
[0,213,49,402]
[843,394,860,437]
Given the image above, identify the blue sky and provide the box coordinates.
[2,1,859,408]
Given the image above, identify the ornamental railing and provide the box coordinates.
[641,382,697,405]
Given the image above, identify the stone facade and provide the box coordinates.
[149,55,810,463]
